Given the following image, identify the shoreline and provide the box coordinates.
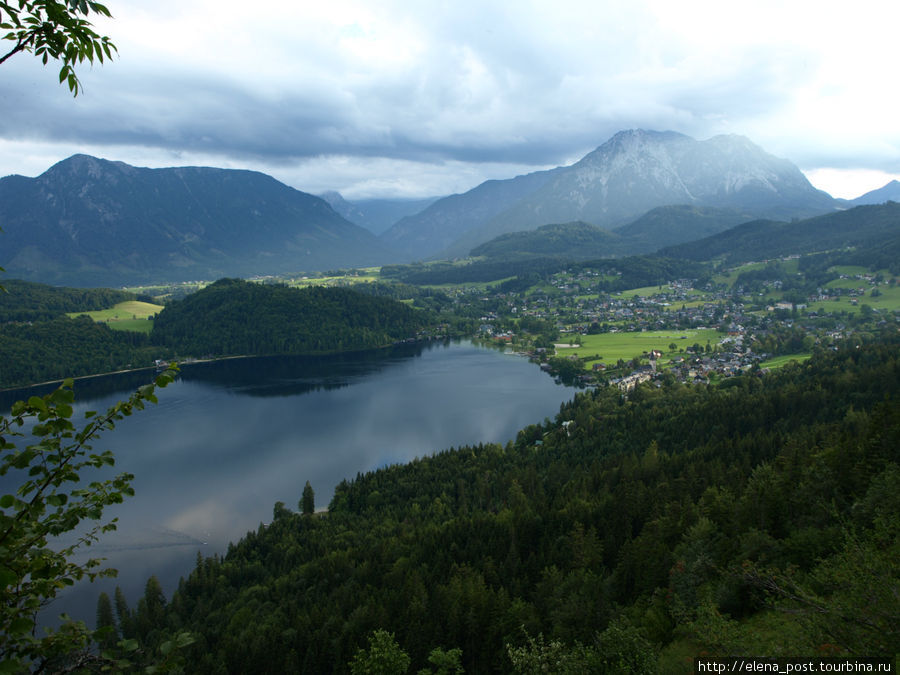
[0,354,253,395]
[0,337,454,394]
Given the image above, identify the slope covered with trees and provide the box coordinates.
[0,280,135,323]
[149,279,433,356]
[111,332,899,672]
[0,281,160,389]
[469,221,625,260]
[0,316,158,388]
[660,202,900,263]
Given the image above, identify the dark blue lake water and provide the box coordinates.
[1,340,575,625]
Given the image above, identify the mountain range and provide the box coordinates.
[0,155,396,286]
[381,129,839,259]
[1,131,897,287]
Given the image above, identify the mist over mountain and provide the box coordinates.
[467,206,768,262]
[379,167,565,260]
[0,156,397,286]
[382,130,838,260]
[320,191,440,235]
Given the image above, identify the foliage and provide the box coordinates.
[545,355,585,384]
[506,631,598,674]
[349,630,411,675]
[0,366,177,671]
[0,0,116,95]
[301,480,315,516]
[419,647,464,675]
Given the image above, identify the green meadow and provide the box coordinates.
[287,268,382,287]
[759,353,812,369]
[807,283,900,315]
[69,300,164,334]
[554,328,723,369]
[615,284,673,299]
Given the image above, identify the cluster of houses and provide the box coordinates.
[445,260,896,391]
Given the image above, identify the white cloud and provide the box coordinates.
[804,168,900,201]
[0,0,896,198]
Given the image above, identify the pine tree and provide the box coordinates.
[301,480,315,516]
[95,592,118,650]
[114,586,134,640]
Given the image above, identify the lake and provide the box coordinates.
[0,340,575,625]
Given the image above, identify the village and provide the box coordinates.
[457,260,897,389]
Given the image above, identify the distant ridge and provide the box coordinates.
[320,191,441,235]
[850,180,900,206]
[379,167,564,260]
[659,202,900,263]
[0,155,398,286]
[469,221,624,260]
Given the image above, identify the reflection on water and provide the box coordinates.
[1,340,574,626]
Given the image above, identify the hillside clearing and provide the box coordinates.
[69,300,163,333]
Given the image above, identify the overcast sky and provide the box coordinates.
[1,0,898,200]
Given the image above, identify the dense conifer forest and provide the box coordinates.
[106,332,900,673]
[0,316,157,388]
[149,279,433,355]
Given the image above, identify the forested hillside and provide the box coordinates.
[0,281,158,388]
[111,333,900,672]
[0,155,397,286]
[0,280,134,323]
[149,279,433,355]
[660,202,900,264]
[468,221,625,260]
[381,255,706,290]
[0,316,158,388]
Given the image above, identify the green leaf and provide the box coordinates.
[119,638,140,653]
[27,396,47,413]
[0,566,18,586]
[0,658,25,673]
[46,493,68,506]
[0,494,14,508]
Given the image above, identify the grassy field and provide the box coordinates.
[807,284,900,315]
[823,278,873,290]
[286,268,382,287]
[425,277,516,291]
[555,328,723,368]
[759,353,812,369]
[69,300,164,334]
[828,265,870,276]
[615,285,673,299]
[712,261,766,287]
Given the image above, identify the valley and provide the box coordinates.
[3,0,898,669]
[1,130,898,673]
